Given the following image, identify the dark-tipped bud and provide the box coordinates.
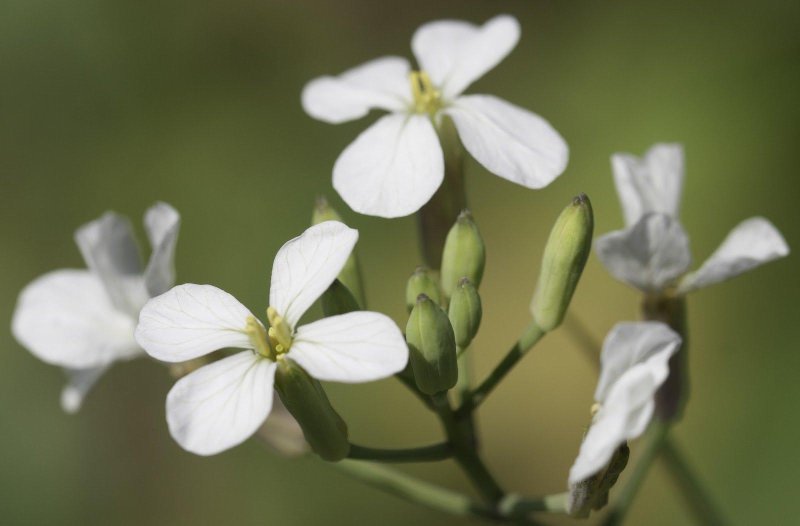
[530,194,594,332]
[312,196,365,307]
[440,210,485,299]
[405,267,441,312]
[406,294,457,395]
[448,278,482,348]
[274,358,349,462]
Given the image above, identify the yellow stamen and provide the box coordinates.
[590,402,602,418]
[410,70,442,115]
[246,316,272,358]
[267,306,293,354]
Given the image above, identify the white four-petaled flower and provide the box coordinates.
[568,322,681,485]
[596,143,789,294]
[12,203,181,412]
[134,221,408,456]
[302,14,568,218]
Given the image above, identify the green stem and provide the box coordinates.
[459,321,546,416]
[660,440,729,525]
[499,492,569,516]
[332,460,498,520]
[602,422,670,526]
[432,393,505,504]
[456,346,479,449]
[394,371,435,411]
[347,442,452,463]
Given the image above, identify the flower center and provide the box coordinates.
[409,70,442,115]
[245,307,293,360]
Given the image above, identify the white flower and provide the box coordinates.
[134,221,409,456]
[596,143,789,294]
[302,14,568,218]
[11,203,181,413]
[568,322,681,485]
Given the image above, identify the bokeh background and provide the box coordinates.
[2,1,798,524]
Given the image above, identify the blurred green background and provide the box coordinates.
[2,0,798,524]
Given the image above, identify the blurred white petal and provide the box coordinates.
[412,15,520,99]
[12,270,139,369]
[166,351,276,456]
[61,365,111,414]
[332,113,444,218]
[679,217,789,293]
[594,322,681,403]
[612,143,684,227]
[289,311,408,383]
[143,202,181,297]
[445,95,567,189]
[302,56,412,124]
[568,322,679,484]
[75,212,148,316]
[135,284,254,362]
[269,222,359,329]
[595,214,691,292]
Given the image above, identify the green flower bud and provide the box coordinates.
[312,196,365,307]
[530,194,594,332]
[321,279,360,317]
[440,210,485,298]
[405,266,441,312]
[406,294,457,395]
[274,358,350,462]
[448,277,482,348]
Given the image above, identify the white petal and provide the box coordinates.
[166,351,276,456]
[302,56,412,124]
[288,311,408,383]
[61,365,111,414]
[143,202,181,297]
[594,322,681,403]
[445,95,568,189]
[568,322,679,484]
[256,395,309,457]
[568,366,658,485]
[75,211,149,316]
[595,213,692,292]
[411,15,520,99]
[333,113,444,218]
[612,143,684,227]
[679,217,789,293]
[135,284,255,362]
[269,222,359,329]
[12,270,140,369]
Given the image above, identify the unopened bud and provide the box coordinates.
[312,196,365,307]
[440,210,485,298]
[406,294,457,395]
[274,358,349,461]
[448,278,482,348]
[530,194,593,332]
[321,279,359,317]
[405,267,441,311]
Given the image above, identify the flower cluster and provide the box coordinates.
[9,12,792,525]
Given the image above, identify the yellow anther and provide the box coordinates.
[246,316,272,358]
[410,70,442,115]
[267,306,293,353]
[590,402,602,417]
